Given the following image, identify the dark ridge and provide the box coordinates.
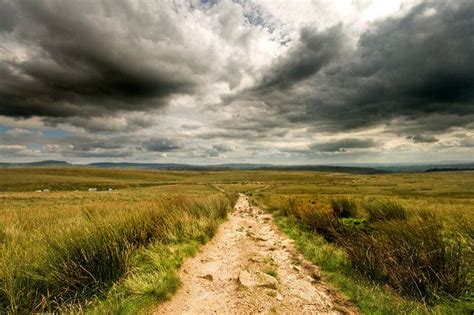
[0,160,71,168]
[1,160,473,174]
[257,165,388,174]
[424,168,474,173]
[0,161,385,174]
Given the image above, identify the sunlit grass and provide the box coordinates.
[0,179,237,313]
[1,168,472,313]
[251,171,474,314]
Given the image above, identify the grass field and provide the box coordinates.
[0,168,472,313]
[0,169,238,313]
[251,171,474,314]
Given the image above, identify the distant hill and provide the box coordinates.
[0,161,384,174]
[0,160,472,174]
[0,160,71,168]
[424,166,474,173]
[371,163,474,172]
[89,162,274,170]
[89,162,199,170]
[85,162,387,173]
[258,165,387,174]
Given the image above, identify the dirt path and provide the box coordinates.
[154,194,355,314]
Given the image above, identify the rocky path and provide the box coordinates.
[154,194,355,314]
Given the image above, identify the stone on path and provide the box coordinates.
[238,270,279,290]
[198,274,214,281]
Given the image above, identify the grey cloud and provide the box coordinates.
[71,141,125,152]
[456,135,474,148]
[309,138,377,152]
[239,2,474,135]
[142,138,183,152]
[254,24,345,90]
[188,143,233,158]
[61,148,131,158]
[180,124,201,130]
[211,143,234,152]
[56,134,134,158]
[0,145,25,155]
[407,134,438,143]
[0,128,136,158]
[44,115,155,132]
[0,0,213,119]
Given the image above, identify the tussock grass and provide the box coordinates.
[331,197,358,218]
[0,193,237,313]
[338,214,470,303]
[254,193,473,313]
[364,200,407,222]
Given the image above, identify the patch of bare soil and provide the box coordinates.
[154,194,356,314]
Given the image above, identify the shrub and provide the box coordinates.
[330,197,357,218]
[365,200,407,222]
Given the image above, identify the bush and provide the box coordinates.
[365,200,407,222]
[331,197,357,218]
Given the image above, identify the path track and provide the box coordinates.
[155,194,355,314]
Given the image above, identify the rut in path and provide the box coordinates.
[155,194,355,314]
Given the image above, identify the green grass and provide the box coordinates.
[263,268,278,279]
[270,213,472,314]
[251,173,474,314]
[0,174,238,313]
[85,241,199,314]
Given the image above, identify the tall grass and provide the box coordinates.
[330,197,358,218]
[0,194,237,313]
[364,200,407,222]
[338,215,470,303]
[261,196,471,306]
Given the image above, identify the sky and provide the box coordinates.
[0,0,473,164]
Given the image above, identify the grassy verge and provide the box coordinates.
[85,240,200,314]
[252,196,473,314]
[0,193,238,313]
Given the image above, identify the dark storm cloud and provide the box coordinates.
[0,0,208,119]
[309,138,377,152]
[253,24,345,91]
[241,1,474,135]
[341,2,474,122]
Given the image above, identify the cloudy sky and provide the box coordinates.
[0,0,473,164]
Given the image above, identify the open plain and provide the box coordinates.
[0,168,472,314]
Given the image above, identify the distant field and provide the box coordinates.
[0,168,472,313]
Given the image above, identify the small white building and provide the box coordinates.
[88,188,98,192]
[42,189,50,192]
